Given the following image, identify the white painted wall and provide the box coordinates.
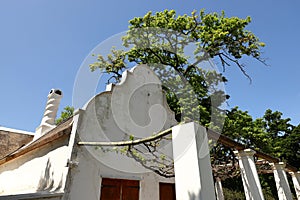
[65,145,175,200]
[215,177,224,200]
[1,193,63,200]
[0,113,79,198]
[271,162,293,200]
[65,65,177,200]
[0,138,70,196]
[234,149,265,200]
[172,122,216,200]
[0,65,187,200]
[290,171,300,200]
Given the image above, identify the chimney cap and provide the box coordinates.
[49,89,62,96]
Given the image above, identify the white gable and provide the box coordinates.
[77,64,177,174]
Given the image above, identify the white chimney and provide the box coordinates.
[35,89,63,139]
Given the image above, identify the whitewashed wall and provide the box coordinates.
[0,113,80,199]
[0,138,70,196]
[64,145,175,200]
[65,65,177,200]
[0,65,178,200]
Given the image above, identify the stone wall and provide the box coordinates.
[0,129,33,158]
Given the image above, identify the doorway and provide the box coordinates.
[100,178,139,200]
[159,182,176,200]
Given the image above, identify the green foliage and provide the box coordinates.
[223,107,300,169]
[222,175,277,200]
[90,9,265,125]
[223,187,246,200]
[261,110,300,169]
[219,108,300,198]
[280,125,300,168]
[55,106,74,125]
[223,187,277,200]
[89,9,299,197]
[223,107,272,152]
[259,174,278,200]
[129,134,135,141]
[91,9,265,81]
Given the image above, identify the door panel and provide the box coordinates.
[100,178,139,200]
[122,179,139,200]
[100,178,121,200]
[159,182,176,200]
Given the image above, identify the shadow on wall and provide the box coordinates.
[37,158,63,192]
[1,136,69,172]
[188,189,203,200]
[188,189,217,200]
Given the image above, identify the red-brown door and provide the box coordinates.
[159,182,176,200]
[121,179,139,200]
[100,178,139,200]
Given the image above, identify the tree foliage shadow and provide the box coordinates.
[37,158,63,192]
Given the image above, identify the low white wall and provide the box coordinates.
[65,145,175,200]
[140,172,175,200]
[0,137,71,196]
[0,193,63,200]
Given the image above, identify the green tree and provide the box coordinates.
[89,9,281,196]
[90,9,266,126]
[222,108,300,169]
[222,108,299,198]
[280,125,300,168]
[223,107,272,152]
[55,106,74,125]
[88,10,300,198]
[261,109,299,168]
[89,9,267,169]
[91,10,265,80]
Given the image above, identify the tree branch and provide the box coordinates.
[217,52,252,83]
[77,127,173,146]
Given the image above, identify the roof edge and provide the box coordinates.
[0,127,34,136]
[0,117,73,166]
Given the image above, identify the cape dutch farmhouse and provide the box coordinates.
[0,65,215,200]
[3,64,297,200]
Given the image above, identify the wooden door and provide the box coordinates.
[100,178,139,200]
[121,179,139,200]
[159,182,176,200]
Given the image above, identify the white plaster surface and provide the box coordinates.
[290,171,300,200]
[65,146,175,200]
[0,65,227,200]
[0,127,34,135]
[0,65,177,200]
[271,162,293,200]
[172,122,216,200]
[77,64,176,174]
[65,65,177,200]
[0,113,78,200]
[234,149,265,200]
[35,89,63,139]
[1,193,63,200]
[215,177,224,200]
[0,139,70,196]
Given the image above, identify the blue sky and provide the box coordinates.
[0,0,299,132]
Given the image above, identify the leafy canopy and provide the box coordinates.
[55,106,74,125]
[90,9,266,82]
[87,10,299,196]
[90,9,266,126]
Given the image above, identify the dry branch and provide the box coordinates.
[77,127,172,146]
